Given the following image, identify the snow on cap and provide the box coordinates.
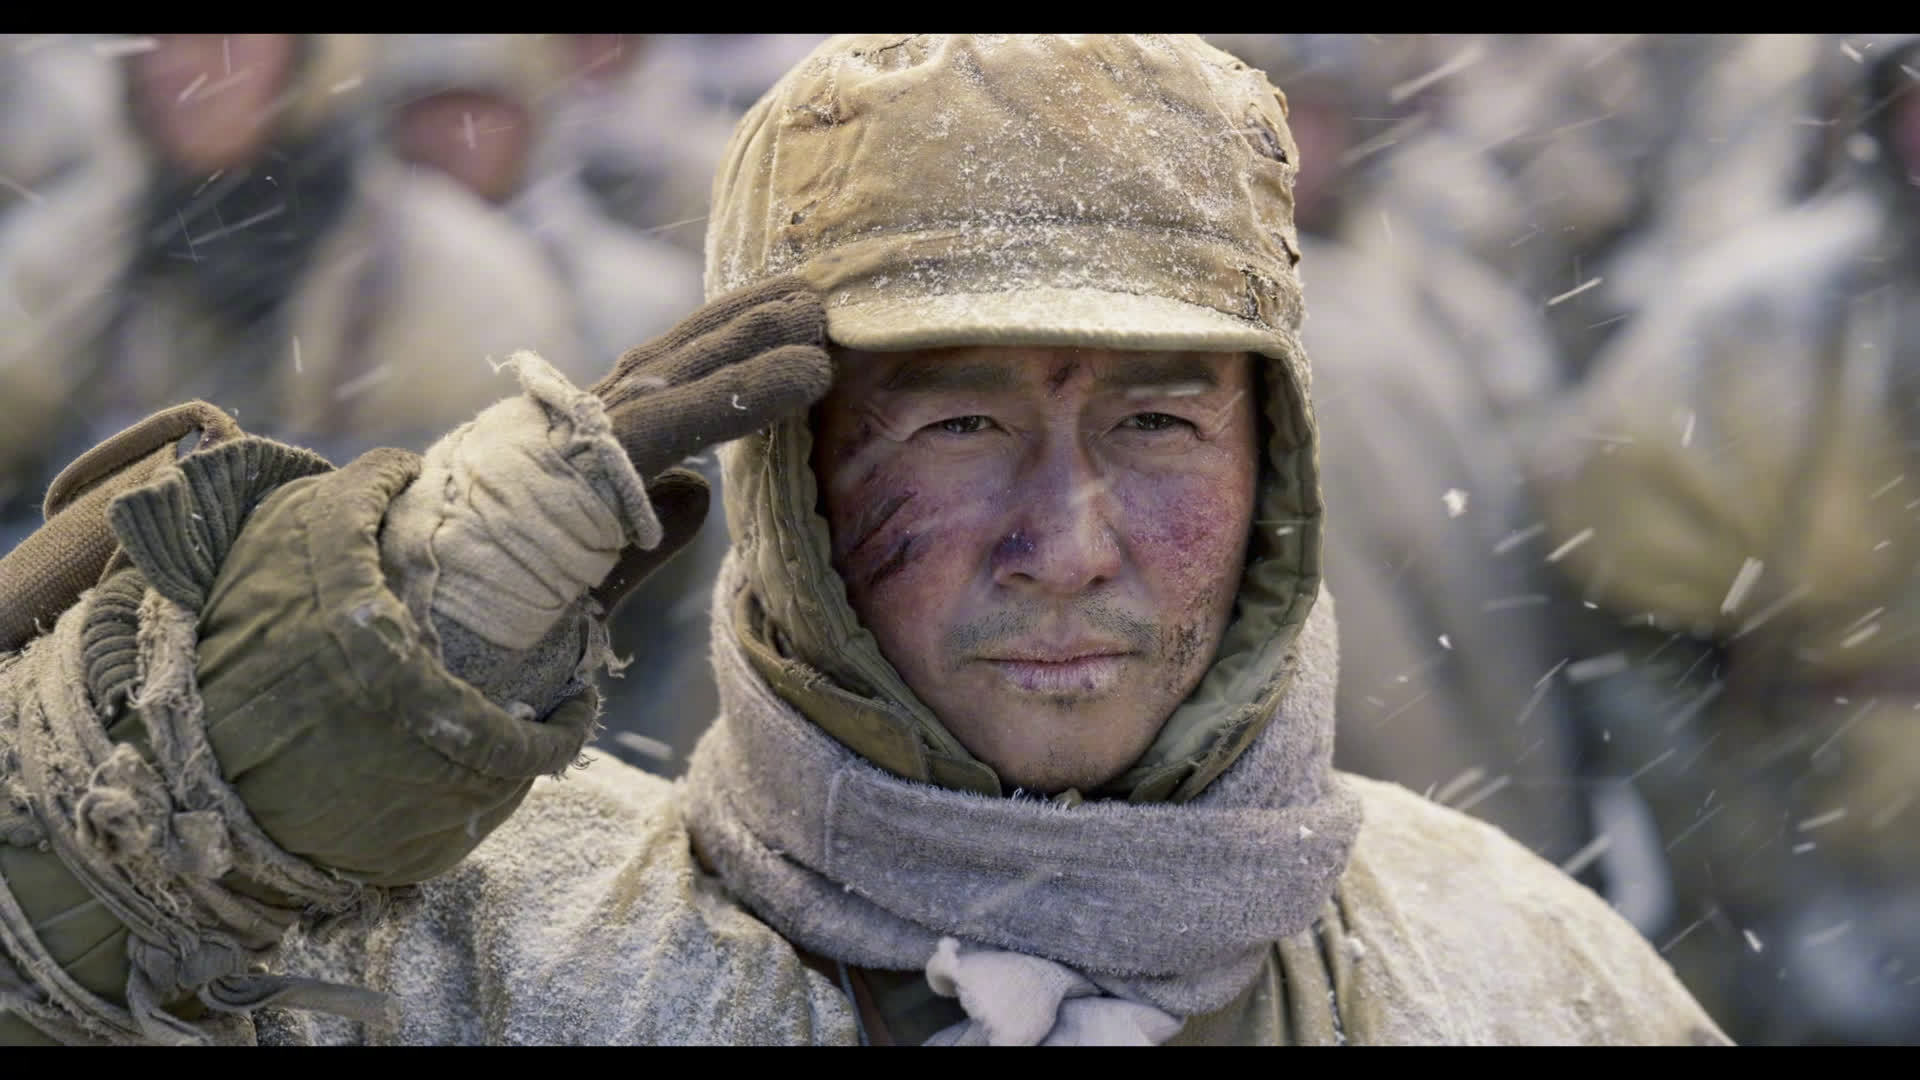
[705,34,1307,368]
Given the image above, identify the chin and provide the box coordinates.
[974,728,1146,798]
[997,769,1108,798]
[934,681,1168,797]
[1014,763,1136,797]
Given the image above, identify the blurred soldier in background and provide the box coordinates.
[1,33,725,495]
[0,35,158,548]
[271,34,595,451]
[0,34,738,774]
[1382,35,1713,383]
[1531,34,1920,1045]
[0,33,829,780]
[1601,36,1829,336]
[0,33,593,501]
[1202,34,1611,904]
[516,34,706,364]
[1340,36,1825,387]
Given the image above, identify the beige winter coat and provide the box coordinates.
[259,717,1726,1045]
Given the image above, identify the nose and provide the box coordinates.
[991,435,1124,596]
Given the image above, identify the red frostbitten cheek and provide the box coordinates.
[1119,474,1252,611]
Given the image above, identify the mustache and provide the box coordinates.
[944,601,1158,664]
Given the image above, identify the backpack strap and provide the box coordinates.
[0,403,243,653]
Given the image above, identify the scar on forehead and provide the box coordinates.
[1046,359,1081,394]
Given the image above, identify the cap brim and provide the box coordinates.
[825,287,1291,358]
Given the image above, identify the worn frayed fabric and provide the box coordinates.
[181,448,600,881]
[0,577,389,1046]
[104,437,335,614]
[0,401,244,655]
[257,759,862,1047]
[681,553,1360,1024]
[0,433,394,1045]
[705,35,1306,355]
[239,656,1728,1044]
[0,423,626,1045]
[381,351,661,654]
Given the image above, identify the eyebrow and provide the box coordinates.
[876,354,1225,396]
[879,360,1021,395]
[1093,354,1222,392]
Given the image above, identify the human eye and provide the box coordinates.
[929,415,996,436]
[1119,412,1194,433]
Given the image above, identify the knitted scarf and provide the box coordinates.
[681,554,1362,1042]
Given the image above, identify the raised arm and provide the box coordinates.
[0,277,830,1045]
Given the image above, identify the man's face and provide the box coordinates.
[127,34,299,174]
[812,346,1260,794]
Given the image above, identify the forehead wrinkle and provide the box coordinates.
[1093,353,1225,392]
[877,357,1022,395]
[864,351,1238,398]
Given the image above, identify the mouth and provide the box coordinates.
[978,647,1132,696]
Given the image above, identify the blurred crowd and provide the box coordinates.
[0,34,1913,1044]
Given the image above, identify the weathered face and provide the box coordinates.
[127,34,299,174]
[812,346,1260,794]
[386,88,534,204]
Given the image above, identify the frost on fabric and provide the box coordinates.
[706,35,1303,337]
[264,759,859,1045]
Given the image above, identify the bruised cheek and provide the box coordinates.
[831,454,1003,603]
[1117,472,1251,625]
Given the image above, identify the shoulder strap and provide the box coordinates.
[0,403,244,653]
